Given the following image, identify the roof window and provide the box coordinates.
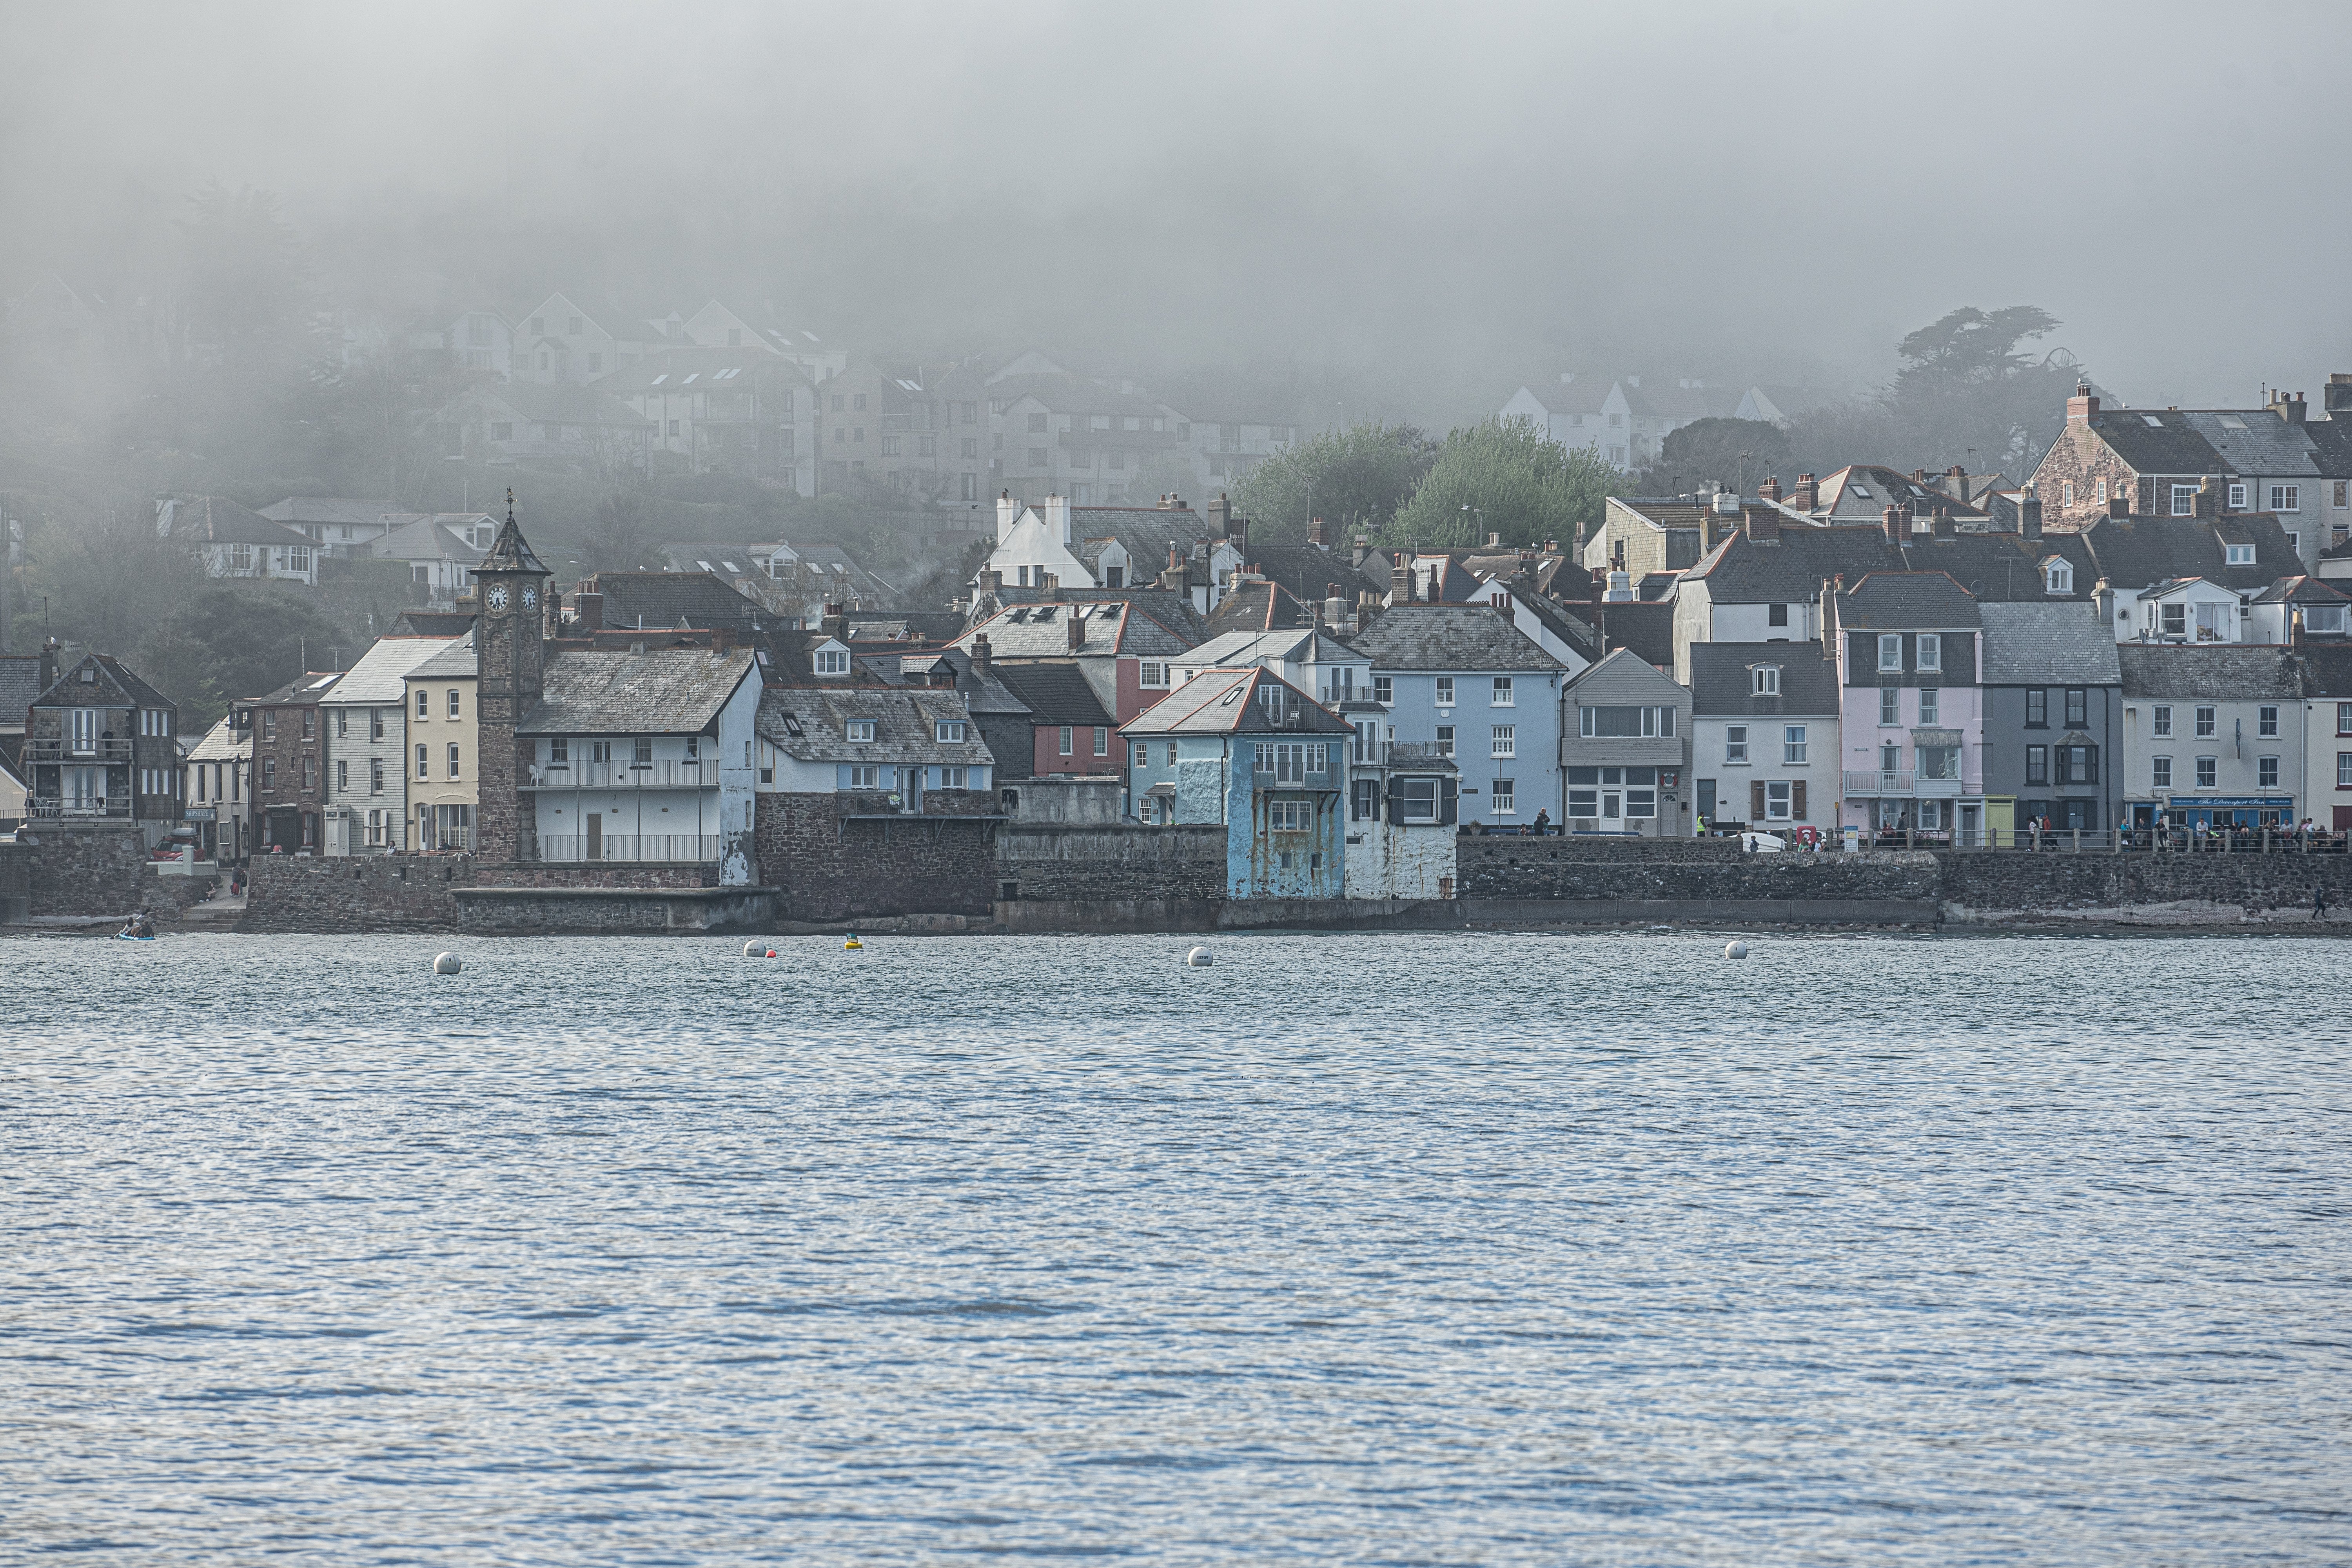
[2219,414,2247,429]
[650,374,667,385]
[681,373,699,384]
[1850,484,1871,499]
[2141,414,2163,427]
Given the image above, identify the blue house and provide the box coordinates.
[1344,603,1570,829]
[1122,665,1355,897]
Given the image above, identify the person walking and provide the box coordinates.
[2317,885,2332,921]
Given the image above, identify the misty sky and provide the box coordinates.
[6,0,2348,420]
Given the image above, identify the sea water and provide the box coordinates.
[2,931,2347,1564]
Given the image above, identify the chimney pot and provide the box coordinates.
[1042,571,1061,601]
[1759,475,1782,503]
[1307,515,1326,547]
[1883,504,1906,546]
[2067,385,2100,424]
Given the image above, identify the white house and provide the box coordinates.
[156,497,321,586]
[2116,643,2305,834]
[1686,642,1841,835]
[259,497,402,555]
[980,492,1244,610]
[370,514,497,604]
[517,645,762,882]
[1499,374,1740,470]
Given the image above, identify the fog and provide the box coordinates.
[8,0,2348,418]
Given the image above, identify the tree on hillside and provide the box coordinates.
[1232,421,1441,544]
[1125,450,1204,508]
[580,488,668,573]
[1385,417,1615,553]
[143,585,353,726]
[314,345,488,505]
[1634,417,1794,497]
[1780,305,2085,479]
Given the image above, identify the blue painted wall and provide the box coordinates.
[1370,670,1564,827]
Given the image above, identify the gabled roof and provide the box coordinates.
[1062,505,1216,578]
[2080,409,2229,475]
[517,646,754,735]
[1686,524,1903,601]
[988,661,1114,727]
[1836,572,1981,630]
[35,653,177,711]
[2250,574,2350,605]
[1345,603,1567,673]
[2296,643,2352,697]
[372,515,489,566]
[989,372,1163,417]
[1174,628,1360,669]
[1978,603,2122,686]
[1119,666,1353,737]
[1811,465,1989,523]
[160,496,318,550]
[257,497,398,528]
[975,584,1207,644]
[1201,578,1312,638]
[2179,410,2325,477]
[1243,544,1391,606]
[599,345,809,394]
[755,686,996,765]
[391,610,478,637]
[186,717,245,763]
[1687,642,1841,715]
[319,636,463,704]
[894,648,1031,716]
[2076,513,2297,593]
[2116,642,2303,701]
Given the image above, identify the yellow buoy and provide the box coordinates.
[844,933,864,951]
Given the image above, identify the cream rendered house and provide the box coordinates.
[321,633,463,855]
[403,635,478,851]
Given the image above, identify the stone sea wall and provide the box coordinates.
[993,824,1227,904]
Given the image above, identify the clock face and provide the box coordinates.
[521,586,538,609]
[486,585,510,611]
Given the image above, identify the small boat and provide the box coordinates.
[114,933,156,942]
[843,932,864,951]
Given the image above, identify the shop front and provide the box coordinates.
[2131,796,2296,833]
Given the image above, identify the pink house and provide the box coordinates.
[1827,570,1990,844]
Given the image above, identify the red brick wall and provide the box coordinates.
[1031,723,1121,775]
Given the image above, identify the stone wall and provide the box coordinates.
[243,854,473,932]
[993,824,1227,903]
[1459,834,1746,866]
[16,824,165,916]
[0,841,29,922]
[1937,846,2352,920]
[451,886,774,934]
[1456,836,1937,904]
[755,793,998,920]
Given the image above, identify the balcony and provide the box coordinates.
[1844,768,1976,798]
[28,738,133,762]
[30,797,132,818]
[539,834,722,864]
[524,760,718,789]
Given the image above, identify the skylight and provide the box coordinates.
[2141,414,2163,427]
[650,374,668,385]
[1851,484,1871,499]
[2219,414,2247,429]
[682,373,699,384]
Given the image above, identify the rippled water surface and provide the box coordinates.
[4,930,2348,1565]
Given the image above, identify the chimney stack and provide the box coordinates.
[2325,372,2352,421]
[1931,508,1956,539]
[1307,514,1326,548]
[1883,504,1906,546]
[39,636,60,694]
[1486,531,1502,548]
[1759,475,1783,504]
[1042,571,1062,601]
[995,489,1018,540]
[1743,504,1780,545]
[978,568,1003,595]
[971,633,992,678]
[572,590,604,632]
[2107,493,2129,520]
[1043,492,1071,544]
[1354,534,1372,568]
[1067,608,1084,650]
[2021,487,2044,539]
[2194,477,2219,519]
[2067,383,2100,425]
[821,603,850,642]
[1391,562,1414,603]
[1207,493,1231,539]
[1324,590,1346,625]
[1791,472,1818,512]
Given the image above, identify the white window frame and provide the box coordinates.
[1877,634,1903,672]
[2270,484,2300,512]
[2152,755,2172,788]
[848,765,880,789]
[1916,633,1942,673]
[1751,665,1780,696]
[1490,725,1515,758]
[1435,725,1454,757]
[1138,661,1167,689]
[2172,484,2197,516]
[1724,724,1749,765]
[935,720,967,743]
[2153,705,2172,736]
[1490,676,1514,707]
[847,720,875,743]
[2226,544,2256,565]
[1489,778,1516,815]
[1764,781,1792,820]
[815,647,850,675]
[2195,706,2216,739]
[1372,675,1392,704]
[1783,724,1808,765]
[1435,677,1455,707]
[2229,483,2248,510]
[2195,756,2217,789]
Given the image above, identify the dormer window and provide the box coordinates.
[2307,604,2349,634]
[2043,559,2073,594]
[846,720,875,742]
[2226,544,2255,566]
[815,646,850,675]
[935,720,966,743]
[1751,664,1780,696]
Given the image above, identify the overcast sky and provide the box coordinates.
[5,0,2347,419]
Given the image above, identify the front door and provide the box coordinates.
[1958,803,1981,846]
[586,812,603,862]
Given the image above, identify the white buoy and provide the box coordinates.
[1724,940,1749,960]
[433,952,462,974]
[743,939,766,957]
[1185,946,1214,967]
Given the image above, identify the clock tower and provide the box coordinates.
[471,490,552,864]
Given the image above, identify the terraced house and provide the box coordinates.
[24,652,181,828]
[319,634,461,855]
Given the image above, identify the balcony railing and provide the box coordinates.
[1843,768,1976,798]
[27,738,134,762]
[29,797,132,818]
[524,760,718,789]
[538,834,722,864]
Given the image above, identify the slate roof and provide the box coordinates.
[0,655,44,727]
[988,662,1114,727]
[599,346,807,395]
[1345,603,1567,673]
[1243,544,1390,606]
[2078,409,2225,476]
[408,636,478,680]
[893,648,1031,717]
[1202,578,1313,638]
[517,647,755,735]
[247,671,343,707]
[161,496,318,550]
[1174,628,1361,670]
[755,686,996,766]
[579,571,770,632]
[1977,603,2122,686]
[1065,506,1216,581]
[987,372,1164,418]
[2295,643,2352,697]
[391,611,478,637]
[2076,513,2296,593]
[2180,410,2327,477]
[1894,530,2097,601]
[372,515,489,567]
[1811,465,1989,523]
[956,598,1195,661]
[186,717,245,763]
[1119,666,1353,737]
[1688,642,1841,715]
[1687,524,1903,600]
[2249,575,2352,605]
[975,584,1207,643]
[1570,599,1677,668]
[2117,642,2304,701]
[319,636,462,704]
[478,511,548,575]
[1835,572,1981,629]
